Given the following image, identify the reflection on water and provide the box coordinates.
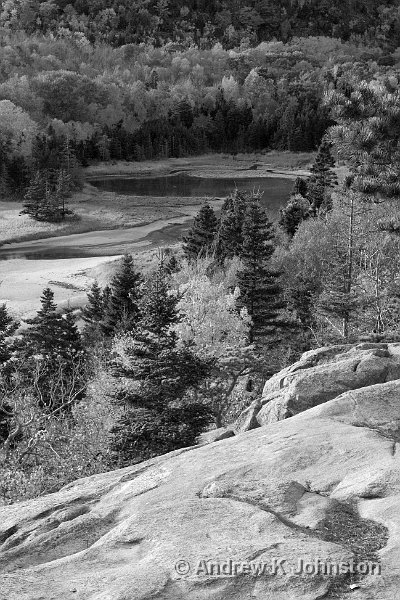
[89,173,293,215]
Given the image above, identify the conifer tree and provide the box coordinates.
[309,139,338,188]
[59,306,84,359]
[327,79,400,207]
[182,203,218,261]
[82,281,109,346]
[293,176,308,197]
[37,180,64,222]
[307,138,338,215]
[21,171,44,220]
[215,189,249,261]
[109,264,212,464]
[102,255,142,336]
[0,303,18,364]
[110,337,212,462]
[55,169,73,219]
[139,262,180,337]
[0,162,9,198]
[23,287,60,355]
[19,289,85,408]
[237,201,285,343]
[82,281,104,325]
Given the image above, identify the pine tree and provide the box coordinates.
[110,330,212,464]
[36,179,64,222]
[102,255,142,336]
[23,287,60,356]
[82,281,104,325]
[307,138,338,216]
[182,203,218,261]
[59,136,82,190]
[0,161,9,199]
[0,303,18,364]
[237,201,285,343]
[55,169,73,219]
[109,258,212,464]
[59,307,84,359]
[139,262,180,337]
[215,189,249,262]
[82,281,108,346]
[309,140,338,187]
[21,171,44,219]
[19,289,85,409]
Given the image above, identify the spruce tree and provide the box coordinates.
[215,189,249,262]
[82,281,104,325]
[55,169,73,219]
[182,203,218,261]
[37,180,63,222]
[110,266,212,464]
[237,201,285,343]
[0,303,18,364]
[309,139,338,188]
[307,139,338,216]
[82,281,108,346]
[139,262,180,337]
[0,162,9,198]
[102,255,142,336]
[59,307,84,359]
[19,289,85,409]
[21,171,44,220]
[23,287,60,356]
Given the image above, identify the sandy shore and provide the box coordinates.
[0,152,313,319]
[0,201,223,319]
[85,151,313,180]
[0,255,121,320]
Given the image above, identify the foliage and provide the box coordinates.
[327,78,400,205]
[18,288,86,409]
[182,203,218,261]
[0,0,398,50]
[110,328,212,464]
[109,263,212,464]
[216,189,249,261]
[279,193,310,238]
[237,200,285,343]
[139,261,181,336]
[0,369,116,505]
[102,254,143,336]
[0,303,18,364]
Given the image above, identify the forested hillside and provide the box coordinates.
[1,0,400,50]
[1,24,399,204]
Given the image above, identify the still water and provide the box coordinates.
[0,174,294,260]
[89,173,293,215]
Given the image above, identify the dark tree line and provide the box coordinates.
[2,0,399,51]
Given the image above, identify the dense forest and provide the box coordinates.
[1,0,400,50]
[1,4,400,205]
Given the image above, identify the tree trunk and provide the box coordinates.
[343,194,354,339]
